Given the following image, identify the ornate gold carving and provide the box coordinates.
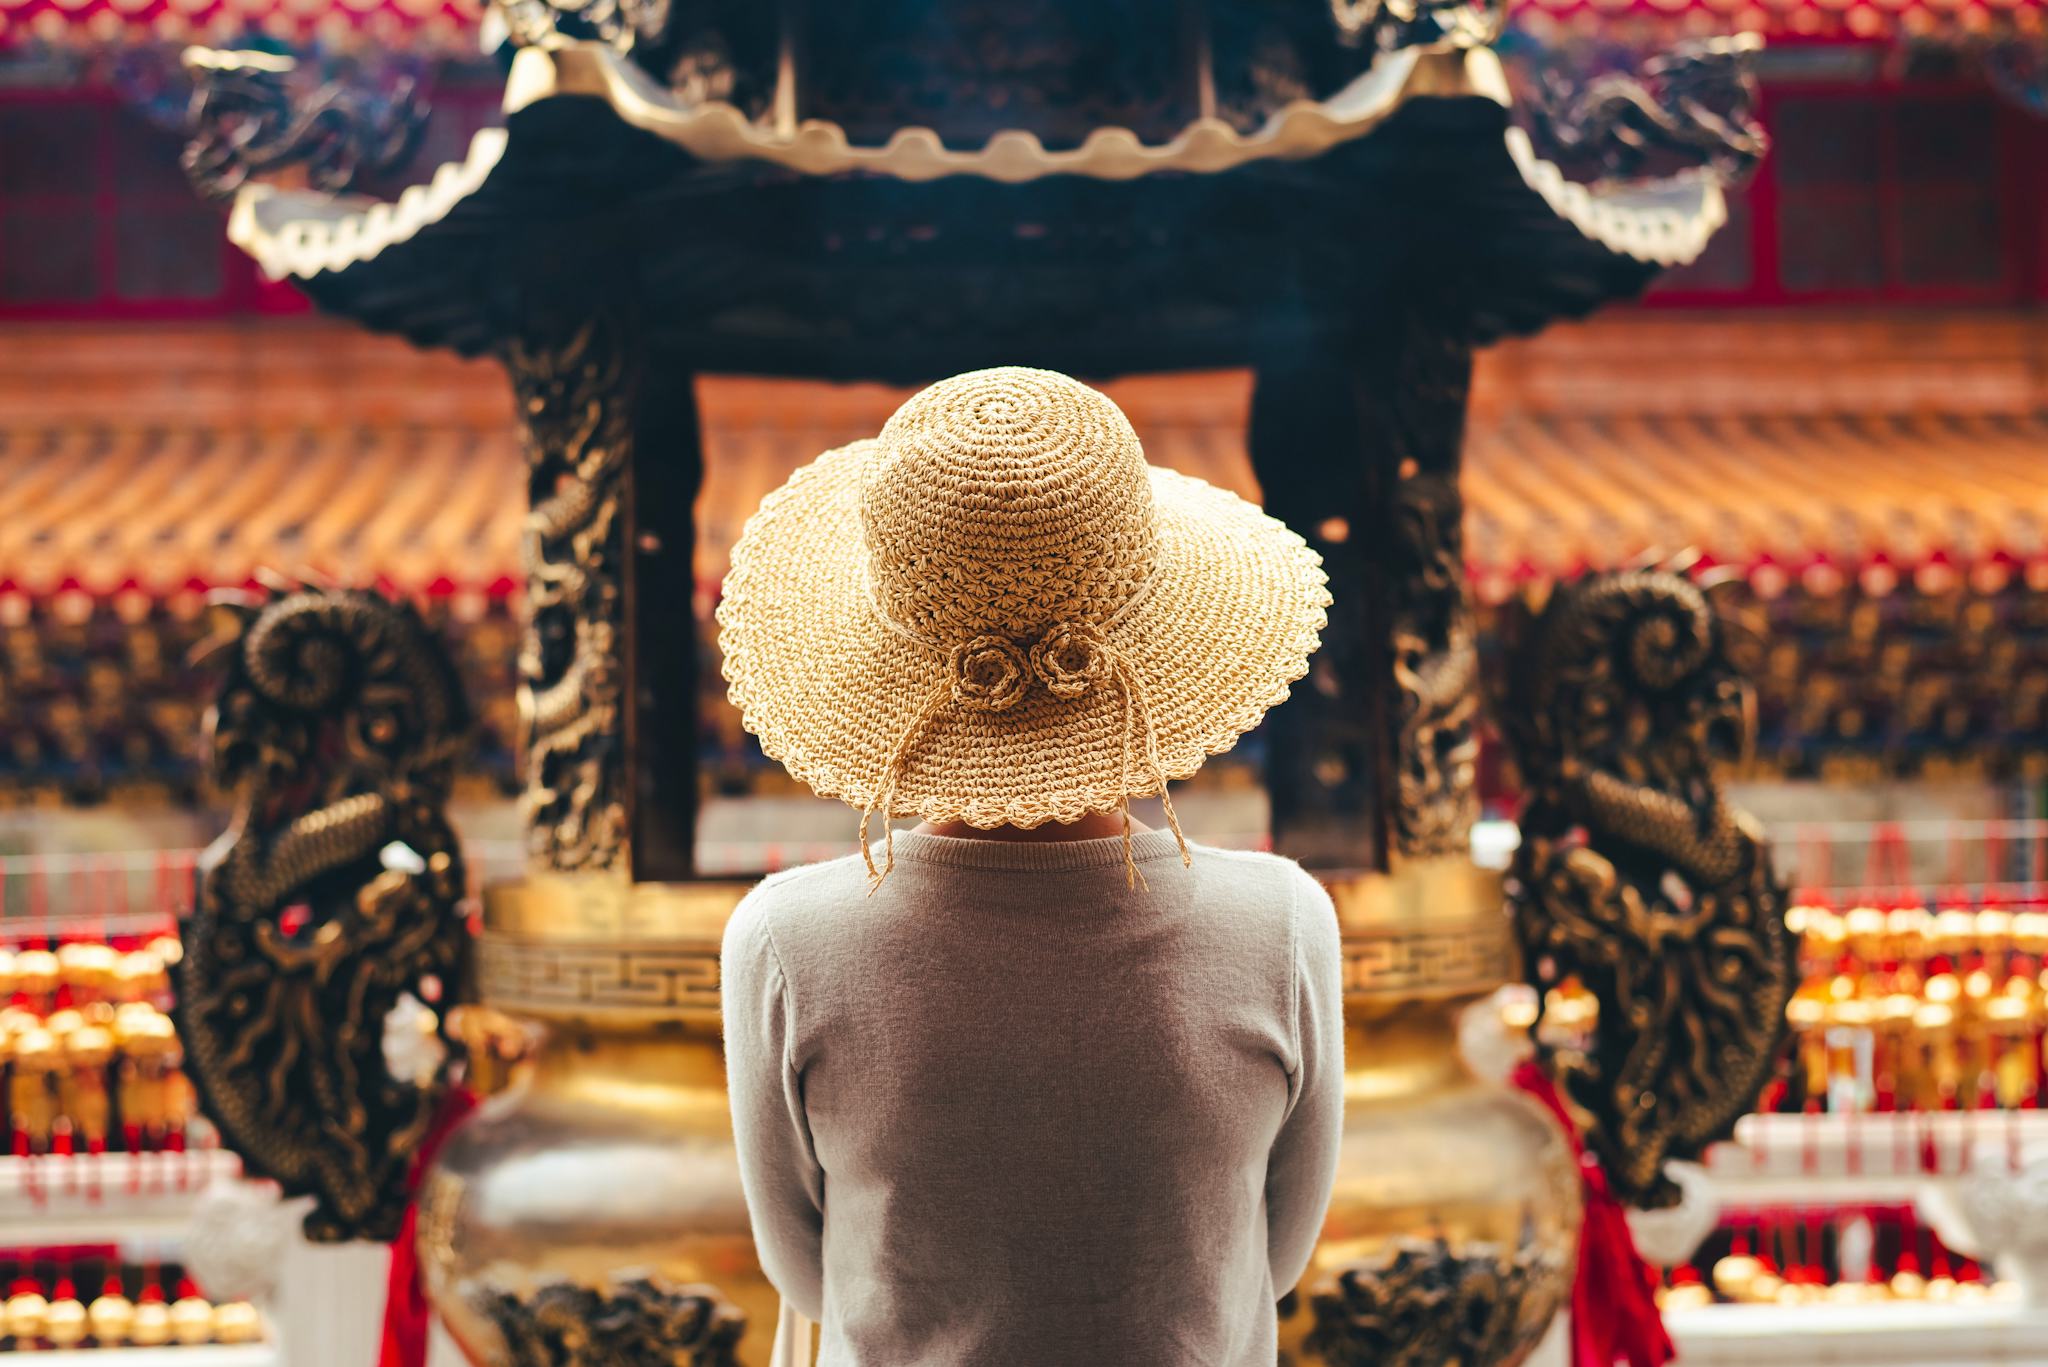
[508,323,633,875]
[177,581,470,1242]
[1524,34,1768,187]
[1339,921,1515,1002]
[1329,860,1514,1004]
[474,1273,745,1367]
[181,48,426,204]
[1331,0,1508,54]
[1389,471,1480,860]
[475,877,751,1027]
[476,939,722,1020]
[1502,567,1796,1209]
[1304,1232,1570,1367]
[494,0,670,56]
[417,988,771,1365]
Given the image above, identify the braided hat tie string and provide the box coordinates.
[857,675,951,889]
[858,577,1191,892]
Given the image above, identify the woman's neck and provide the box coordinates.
[916,811,1146,843]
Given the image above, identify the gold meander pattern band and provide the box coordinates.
[473,865,1513,1013]
[1326,859,1517,1003]
[473,912,1516,1011]
[475,935,724,1022]
[477,877,751,1023]
[1339,920,1518,1001]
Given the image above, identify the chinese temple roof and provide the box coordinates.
[1512,0,2045,39]
[1,0,2036,53]
[8,374,2043,597]
[183,13,1755,375]
[0,0,479,51]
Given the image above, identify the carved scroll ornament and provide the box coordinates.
[181,47,426,204]
[493,0,673,58]
[1502,567,1796,1210]
[507,322,632,875]
[1330,0,1509,54]
[1305,1233,1569,1367]
[177,582,470,1242]
[1524,34,1769,187]
[475,1274,745,1367]
[1390,471,1481,860]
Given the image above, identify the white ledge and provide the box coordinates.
[0,1149,242,1244]
[1666,1299,2048,1366]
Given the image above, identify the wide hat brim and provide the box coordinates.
[716,439,1331,828]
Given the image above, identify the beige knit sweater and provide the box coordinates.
[720,828,1345,1366]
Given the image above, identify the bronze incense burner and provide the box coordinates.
[173,5,1785,1362]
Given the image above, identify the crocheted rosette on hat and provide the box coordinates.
[716,366,1331,833]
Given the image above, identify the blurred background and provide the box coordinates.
[0,0,2044,1363]
[2,1,2044,858]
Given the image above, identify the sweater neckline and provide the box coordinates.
[881,828,1191,873]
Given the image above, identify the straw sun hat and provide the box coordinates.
[716,366,1331,887]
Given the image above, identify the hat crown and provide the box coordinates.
[861,367,1159,638]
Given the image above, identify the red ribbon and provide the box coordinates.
[379,1087,479,1367]
[1512,1061,1674,1367]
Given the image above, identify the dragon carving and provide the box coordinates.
[1330,0,1507,55]
[1390,471,1480,860]
[1524,35,1768,188]
[494,0,674,60]
[177,581,470,1242]
[1304,1233,1569,1367]
[507,322,632,874]
[476,1274,745,1367]
[1502,567,1796,1210]
[181,47,426,204]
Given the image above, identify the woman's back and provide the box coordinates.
[722,829,1343,1367]
[716,367,1340,1364]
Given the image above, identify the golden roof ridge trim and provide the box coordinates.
[1505,125,1728,266]
[223,43,1724,282]
[228,126,508,281]
[1464,48,1728,269]
[512,40,1452,184]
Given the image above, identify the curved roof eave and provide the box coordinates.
[223,41,1731,358]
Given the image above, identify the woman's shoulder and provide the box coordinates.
[1186,844,1340,954]
[736,852,870,902]
[1179,844,1335,918]
[1189,844,1331,902]
[723,854,874,953]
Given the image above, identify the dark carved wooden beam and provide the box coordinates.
[1249,298,1479,873]
[624,354,706,884]
[1249,351,1390,872]
[504,312,708,882]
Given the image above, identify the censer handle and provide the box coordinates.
[177,580,474,1243]
[1499,565,1797,1211]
